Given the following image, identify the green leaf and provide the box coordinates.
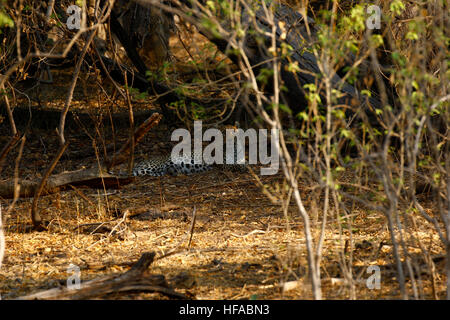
[361,90,372,97]
[406,31,418,40]
[370,35,384,47]
[278,103,292,114]
[390,0,405,16]
[296,111,308,121]
[0,10,14,28]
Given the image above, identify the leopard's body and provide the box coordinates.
[132,151,246,177]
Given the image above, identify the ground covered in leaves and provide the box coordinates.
[1,118,446,299]
[0,32,447,300]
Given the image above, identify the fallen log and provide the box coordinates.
[0,167,133,199]
[15,252,189,300]
[0,112,161,200]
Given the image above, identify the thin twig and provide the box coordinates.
[0,82,17,135]
[187,206,197,249]
[0,132,20,174]
[30,141,69,230]
[58,30,98,146]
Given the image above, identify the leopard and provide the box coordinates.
[132,150,246,177]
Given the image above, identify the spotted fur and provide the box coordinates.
[132,151,246,177]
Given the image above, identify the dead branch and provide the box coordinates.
[124,74,136,175]
[68,184,95,206]
[0,82,17,135]
[187,206,197,249]
[0,113,161,200]
[58,30,97,146]
[0,132,20,174]
[31,141,69,229]
[106,112,162,169]
[15,252,189,300]
[0,166,134,200]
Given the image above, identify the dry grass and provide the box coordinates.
[0,128,446,299]
[0,28,447,300]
